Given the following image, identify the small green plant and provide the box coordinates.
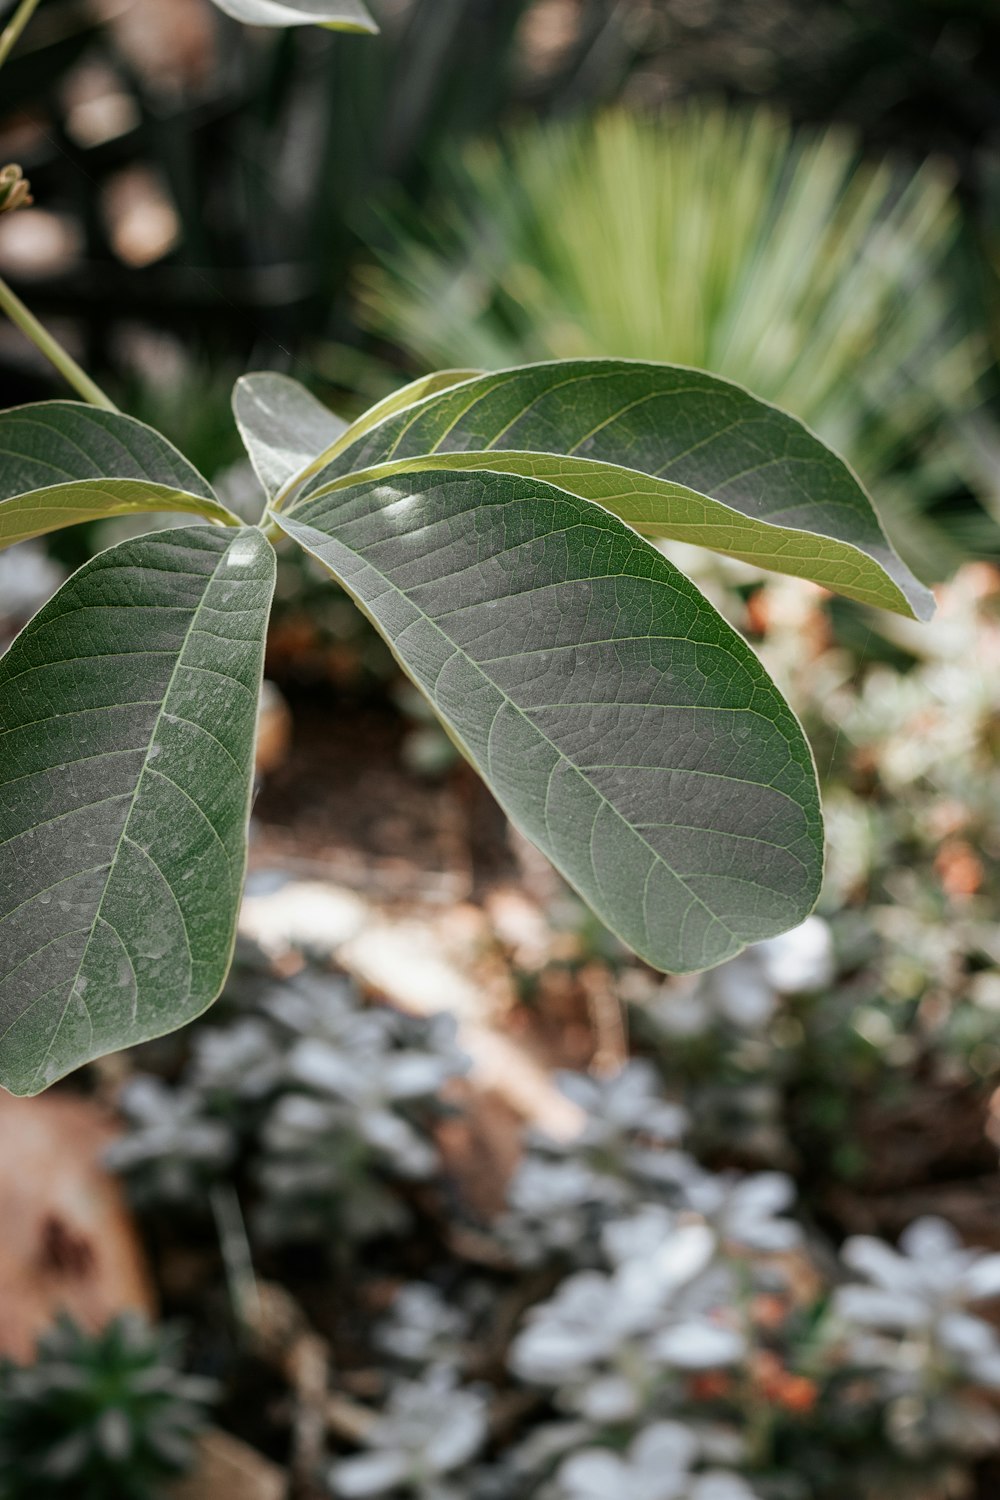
[0,1,934,1097]
[0,1314,215,1500]
[107,962,468,1248]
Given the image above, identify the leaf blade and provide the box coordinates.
[233,372,349,503]
[0,525,275,1095]
[328,369,485,464]
[0,482,241,551]
[311,450,916,616]
[276,468,823,975]
[302,360,932,620]
[208,0,378,31]
[0,402,236,550]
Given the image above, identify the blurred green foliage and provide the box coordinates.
[357,104,997,578]
[0,1315,213,1500]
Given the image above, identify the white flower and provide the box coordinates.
[556,1423,758,1500]
[555,1061,688,1155]
[836,1217,1000,1387]
[377,1284,468,1369]
[678,1168,801,1253]
[329,1371,487,1497]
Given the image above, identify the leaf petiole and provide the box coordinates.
[0,276,118,411]
[0,0,42,73]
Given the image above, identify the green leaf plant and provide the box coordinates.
[0,4,932,1096]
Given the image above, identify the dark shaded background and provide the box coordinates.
[2,0,999,409]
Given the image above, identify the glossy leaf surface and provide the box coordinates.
[0,526,275,1095]
[276,468,823,976]
[324,369,485,471]
[233,373,348,502]
[0,403,235,551]
[302,362,932,620]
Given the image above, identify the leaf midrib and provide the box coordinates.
[284,512,804,965]
[299,452,918,617]
[25,537,243,1088]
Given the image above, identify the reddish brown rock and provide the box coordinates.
[0,1091,155,1362]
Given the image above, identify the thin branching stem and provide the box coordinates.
[0,276,118,410]
[0,0,42,73]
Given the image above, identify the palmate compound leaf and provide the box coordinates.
[0,526,275,1096]
[0,402,239,551]
[274,467,824,977]
[208,0,378,31]
[298,360,933,620]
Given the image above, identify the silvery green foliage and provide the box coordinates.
[306,1034,1000,1499]
[105,1074,235,1205]
[498,1155,616,1266]
[618,915,835,1170]
[328,1369,488,1499]
[255,1001,467,1245]
[0,1314,215,1500]
[552,1423,760,1500]
[188,1016,285,1104]
[375,1284,471,1372]
[671,1167,801,1254]
[497,1060,798,1270]
[555,1064,690,1177]
[497,1061,689,1265]
[509,1214,747,1423]
[109,963,468,1246]
[834,1217,1000,1456]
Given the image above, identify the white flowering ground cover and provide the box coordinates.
[3,561,1000,1500]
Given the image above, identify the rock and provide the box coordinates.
[256,681,293,778]
[0,1092,155,1362]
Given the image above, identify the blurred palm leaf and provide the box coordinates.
[357,105,996,577]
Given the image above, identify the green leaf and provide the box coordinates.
[314,450,922,618]
[0,525,275,1096]
[258,370,486,508]
[233,373,348,503]
[0,402,238,552]
[208,0,378,31]
[275,468,823,976]
[233,372,483,509]
[327,369,485,466]
[302,361,933,620]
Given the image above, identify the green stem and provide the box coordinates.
[0,0,42,72]
[0,276,118,410]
